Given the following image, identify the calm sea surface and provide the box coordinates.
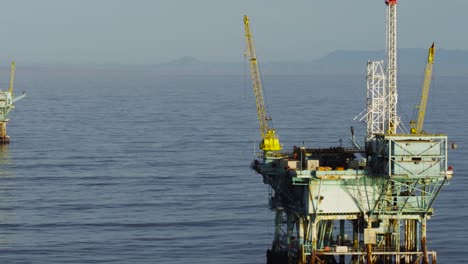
[0,67,465,263]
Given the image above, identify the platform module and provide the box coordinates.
[0,61,26,143]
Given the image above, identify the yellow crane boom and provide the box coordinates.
[8,61,15,94]
[411,43,435,134]
[244,15,281,151]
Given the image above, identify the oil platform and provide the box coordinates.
[0,61,25,143]
[244,1,452,263]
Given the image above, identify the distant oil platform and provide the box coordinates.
[0,61,25,143]
[244,1,453,263]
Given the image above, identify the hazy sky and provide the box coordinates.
[0,0,466,64]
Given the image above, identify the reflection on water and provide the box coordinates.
[0,144,9,166]
[0,143,12,249]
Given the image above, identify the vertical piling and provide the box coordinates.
[0,122,9,143]
[339,220,345,264]
[421,217,428,264]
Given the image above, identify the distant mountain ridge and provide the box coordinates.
[314,48,468,76]
[10,49,468,77]
[150,48,468,76]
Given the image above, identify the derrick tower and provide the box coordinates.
[386,0,398,134]
[363,0,399,140]
[364,61,386,140]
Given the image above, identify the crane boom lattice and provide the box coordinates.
[244,15,281,152]
[411,43,435,134]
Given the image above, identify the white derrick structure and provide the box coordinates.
[364,61,386,139]
[361,1,401,139]
[386,1,398,134]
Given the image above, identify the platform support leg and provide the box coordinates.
[0,122,10,143]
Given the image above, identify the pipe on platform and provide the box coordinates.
[367,244,373,264]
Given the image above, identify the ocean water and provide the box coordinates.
[0,67,465,263]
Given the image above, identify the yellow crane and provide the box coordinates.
[9,61,15,94]
[243,15,281,152]
[410,43,435,134]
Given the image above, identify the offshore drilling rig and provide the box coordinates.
[245,1,452,263]
[0,61,25,143]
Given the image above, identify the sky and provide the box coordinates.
[0,0,466,65]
